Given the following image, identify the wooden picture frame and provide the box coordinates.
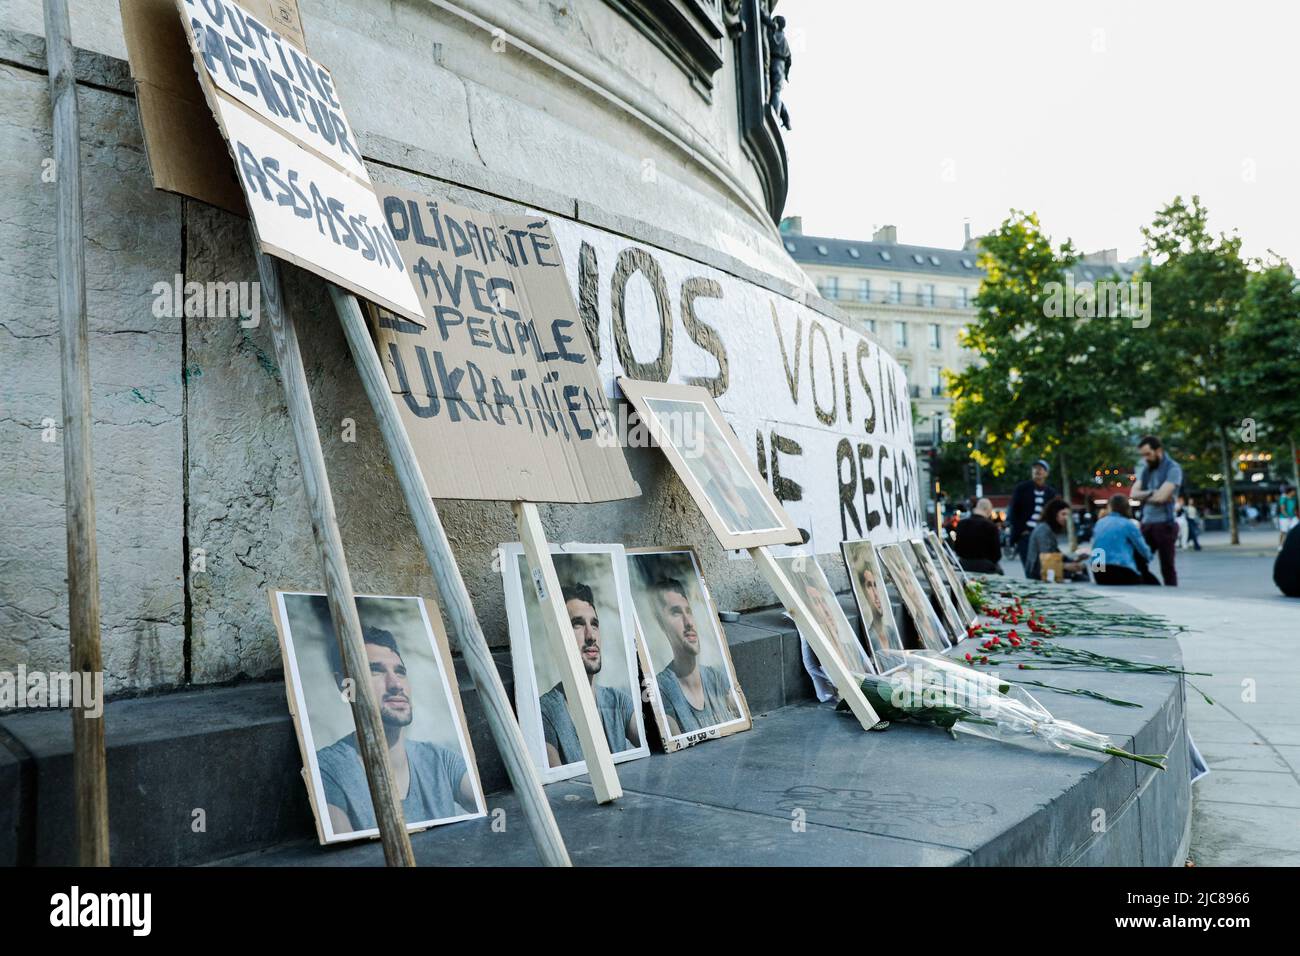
[500,542,650,783]
[626,546,752,752]
[269,590,487,845]
[617,378,801,550]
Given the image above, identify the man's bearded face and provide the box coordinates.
[656,588,699,658]
[368,644,413,728]
[568,598,602,676]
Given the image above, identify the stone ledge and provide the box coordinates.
[0,603,817,866]
[0,598,1191,867]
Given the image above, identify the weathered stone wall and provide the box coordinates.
[0,1,906,695]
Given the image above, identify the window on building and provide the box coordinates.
[918,283,936,307]
[866,318,877,334]
[928,323,941,349]
[895,321,908,348]
[929,366,943,396]
[889,280,902,304]
[958,287,970,308]
[858,278,871,301]
[825,275,839,298]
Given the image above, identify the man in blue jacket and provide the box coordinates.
[1090,495,1158,585]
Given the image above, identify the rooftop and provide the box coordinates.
[784,230,1142,283]
[784,232,983,278]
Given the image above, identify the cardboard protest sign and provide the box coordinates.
[174,0,426,325]
[210,95,425,322]
[368,184,640,503]
[121,0,307,215]
[177,0,368,181]
[121,0,427,324]
[617,378,801,549]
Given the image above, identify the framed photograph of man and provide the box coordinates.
[839,538,908,673]
[269,591,486,845]
[617,378,801,549]
[910,539,967,641]
[626,547,751,751]
[877,543,951,651]
[774,554,876,683]
[926,532,979,627]
[501,543,649,783]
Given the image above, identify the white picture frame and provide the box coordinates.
[270,591,486,845]
[840,538,909,673]
[501,542,650,783]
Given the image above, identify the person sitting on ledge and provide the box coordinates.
[954,497,1003,574]
[1025,497,1086,581]
[1090,494,1159,586]
[1275,523,1300,598]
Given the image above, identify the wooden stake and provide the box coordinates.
[252,243,415,866]
[44,0,110,867]
[513,501,622,803]
[331,287,571,866]
[750,546,881,730]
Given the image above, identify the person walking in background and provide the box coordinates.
[1132,435,1183,586]
[1278,486,1298,551]
[1175,496,1190,550]
[1024,498,1086,581]
[1275,523,1300,597]
[1090,495,1158,585]
[955,498,1003,574]
[1186,498,1202,551]
[1009,459,1057,574]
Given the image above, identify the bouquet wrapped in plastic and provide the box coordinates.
[846,651,1167,770]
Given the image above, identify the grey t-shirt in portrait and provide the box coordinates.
[655,662,736,733]
[317,733,469,833]
[1140,455,1184,525]
[539,683,636,766]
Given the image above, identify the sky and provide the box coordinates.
[781,0,1299,264]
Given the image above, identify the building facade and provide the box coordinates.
[785,222,1144,504]
[783,222,983,504]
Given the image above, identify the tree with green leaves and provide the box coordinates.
[948,211,1162,549]
[1138,196,1248,544]
[1226,260,1300,492]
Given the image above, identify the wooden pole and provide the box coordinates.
[750,546,881,730]
[252,242,415,866]
[44,0,110,867]
[330,287,571,866]
[513,501,623,804]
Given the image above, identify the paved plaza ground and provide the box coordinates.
[1010,526,1299,865]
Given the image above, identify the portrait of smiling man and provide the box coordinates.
[649,576,740,735]
[537,582,641,767]
[315,624,478,835]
